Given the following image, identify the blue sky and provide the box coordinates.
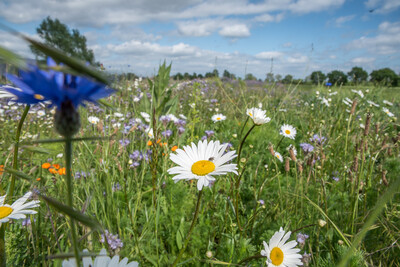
[0,0,399,79]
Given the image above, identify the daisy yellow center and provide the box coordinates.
[0,206,13,219]
[34,94,44,100]
[217,117,221,120]
[270,247,284,266]
[285,129,291,135]
[191,160,215,176]
[249,112,253,117]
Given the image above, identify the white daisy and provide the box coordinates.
[382,107,395,117]
[145,128,154,139]
[261,228,302,267]
[246,107,271,125]
[0,192,40,225]
[114,112,124,118]
[37,110,46,117]
[62,248,139,267]
[140,112,151,122]
[383,100,393,106]
[168,140,238,191]
[88,116,100,125]
[211,114,226,123]
[366,100,379,107]
[280,124,297,139]
[274,151,283,163]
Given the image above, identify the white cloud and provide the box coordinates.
[365,0,400,13]
[256,51,284,59]
[254,13,285,23]
[347,21,400,55]
[286,54,309,63]
[351,57,375,64]
[218,24,250,38]
[288,0,345,13]
[335,15,355,27]
[177,19,219,37]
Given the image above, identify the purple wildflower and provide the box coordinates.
[297,233,309,246]
[162,129,173,138]
[310,134,326,145]
[205,130,215,137]
[300,143,314,153]
[100,230,123,251]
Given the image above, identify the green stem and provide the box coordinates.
[237,124,256,164]
[171,190,203,267]
[7,104,30,201]
[65,138,80,265]
[0,104,30,267]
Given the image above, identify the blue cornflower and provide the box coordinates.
[3,58,114,109]
[300,143,314,153]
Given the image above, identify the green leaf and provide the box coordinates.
[40,194,103,231]
[21,35,109,84]
[21,145,52,154]
[4,168,33,181]
[0,46,27,69]
[176,217,185,250]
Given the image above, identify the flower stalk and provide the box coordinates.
[171,190,203,267]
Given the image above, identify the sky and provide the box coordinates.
[0,0,399,79]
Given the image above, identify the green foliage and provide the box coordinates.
[347,66,368,84]
[31,17,95,64]
[327,70,348,85]
[310,71,327,85]
[370,68,399,86]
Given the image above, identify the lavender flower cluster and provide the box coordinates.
[100,230,123,250]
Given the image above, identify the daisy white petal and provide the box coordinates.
[168,140,238,190]
[280,124,297,139]
[247,107,271,125]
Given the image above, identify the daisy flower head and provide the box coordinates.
[247,107,271,125]
[88,116,100,125]
[211,114,226,123]
[0,192,40,225]
[261,227,302,267]
[382,107,395,117]
[168,140,238,191]
[274,151,283,163]
[62,248,139,267]
[280,124,296,139]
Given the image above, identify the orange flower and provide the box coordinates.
[156,139,161,144]
[147,140,153,146]
[58,168,66,175]
[171,146,178,151]
[52,164,60,170]
[0,165,4,175]
[48,168,58,174]
[36,177,41,181]
[42,162,51,169]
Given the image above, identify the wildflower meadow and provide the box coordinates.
[0,36,399,267]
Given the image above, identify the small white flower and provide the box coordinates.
[247,107,271,125]
[261,227,302,267]
[37,110,46,117]
[146,128,154,139]
[382,107,394,117]
[211,114,226,123]
[140,112,151,122]
[62,248,139,267]
[114,112,124,118]
[168,140,238,191]
[351,89,364,98]
[88,116,100,125]
[0,192,40,226]
[56,153,63,158]
[280,124,297,139]
[383,100,393,106]
[274,151,283,163]
[321,97,329,107]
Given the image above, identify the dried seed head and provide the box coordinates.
[54,100,81,138]
[285,157,290,172]
[289,147,297,162]
[364,113,371,136]
[297,162,303,174]
[382,170,388,186]
[350,99,357,115]
[268,144,275,156]
[374,123,379,135]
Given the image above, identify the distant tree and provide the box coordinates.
[197,74,204,79]
[310,71,326,85]
[173,72,184,80]
[275,74,282,82]
[265,73,274,83]
[212,69,219,78]
[31,17,95,64]
[223,69,231,78]
[281,75,293,84]
[347,66,368,84]
[327,70,347,85]
[183,72,190,80]
[245,73,257,81]
[191,72,197,79]
[370,68,398,86]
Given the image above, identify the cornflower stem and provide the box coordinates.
[0,104,30,267]
[237,124,256,165]
[65,138,80,265]
[171,190,203,267]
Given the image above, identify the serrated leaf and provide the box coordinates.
[40,194,102,231]
[22,36,109,84]
[21,145,52,154]
[4,168,33,181]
